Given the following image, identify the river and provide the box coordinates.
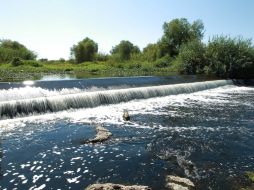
[0,76,253,190]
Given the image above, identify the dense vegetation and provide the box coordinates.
[0,18,253,80]
[70,37,98,63]
[0,39,37,63]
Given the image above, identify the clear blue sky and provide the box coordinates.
[0,0,253,60]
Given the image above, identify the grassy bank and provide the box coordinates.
[0,60,177,82]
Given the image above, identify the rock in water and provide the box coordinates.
[86,124,112,143]
[85,183,151,190]
[165,175,195,190]
[166,183,189,190]
[123,110,130,121]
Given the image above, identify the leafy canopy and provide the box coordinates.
[71,37,98,63]
[111,40,140,61]
[160,18,204,57]
[0,39,37,63]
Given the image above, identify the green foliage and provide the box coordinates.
[142,43,162,62]
[111,40,140,61]
[0,39,37,63]
[125,62,142,69]
[23,60,42,67]
[206,36,254,78]
[160,18,204,57]
[59,58,65,62]
[175,36,254,78]
[95,53,109,62]
[70,37,98,63]
[39,58,48,62]
[11,57,22,66]
[154,55,173,68]
[177,40,207,74]
[141,62,153,72]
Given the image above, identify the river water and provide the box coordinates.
[0,76,253,190]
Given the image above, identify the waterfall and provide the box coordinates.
[0,80,233,119]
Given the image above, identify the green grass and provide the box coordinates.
[0,60,177,81]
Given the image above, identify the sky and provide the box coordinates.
[0,0,254,60]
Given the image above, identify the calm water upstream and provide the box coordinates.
[0,76,253,190]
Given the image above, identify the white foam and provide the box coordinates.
[0,80,233,119]
[0,84,253,134]
[70,157,83,161]
[32,174,43,183]
[66,176,81,183]
[34,184,46,190]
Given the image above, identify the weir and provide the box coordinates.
[0,80,233,119]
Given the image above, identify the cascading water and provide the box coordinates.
[0,80,232,119]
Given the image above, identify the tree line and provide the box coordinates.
[1,18,254,78]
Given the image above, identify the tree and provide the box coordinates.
[142,43,162,62]
[177,40,207,74]
[0,39,37,63]
[160,18,204,57]
[111,40,140,61]
[70,37,98,63]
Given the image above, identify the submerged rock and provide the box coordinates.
[165,175,194,190]
[85,183,151,190]
[86,124,112,143]
[123,110,130,121]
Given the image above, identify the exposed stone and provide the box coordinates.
[166,183,189,190]
[166,175,194,187]
[85,183,151,190]
[246,171,254,183]
[123,110,130,121]
[86,124,112,143]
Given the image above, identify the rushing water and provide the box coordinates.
[0,76,253,190]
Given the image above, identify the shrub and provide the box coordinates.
[141,62,153,72]
[0,39,37,63]
[22,60,42,67]
[111,40,140,61]
[154,55,173,68]
[11,57,22,66]
[177,40,207,74]
[95,53,109,62]
[64,68,73,72]
[206,36,254,78]
[59,58,65,62]
[126,62,142,69]
[70,37,98,63]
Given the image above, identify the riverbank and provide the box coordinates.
[0,60,176,82]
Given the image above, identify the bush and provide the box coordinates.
[39,58,48,62]
[154,55,173,68]
[95,53,109,62]
[0,39,37,63]
[11,57,22,66]
[22,60,42,67]
[70,37,98,63]
[206,36,254,78]
[141,62,153,72]
[64,68,73,72]
[59,58,65,62]
[125,62,142,69]
[111,40,140,61]
[30,62,41,67]
[177,40,207,74]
